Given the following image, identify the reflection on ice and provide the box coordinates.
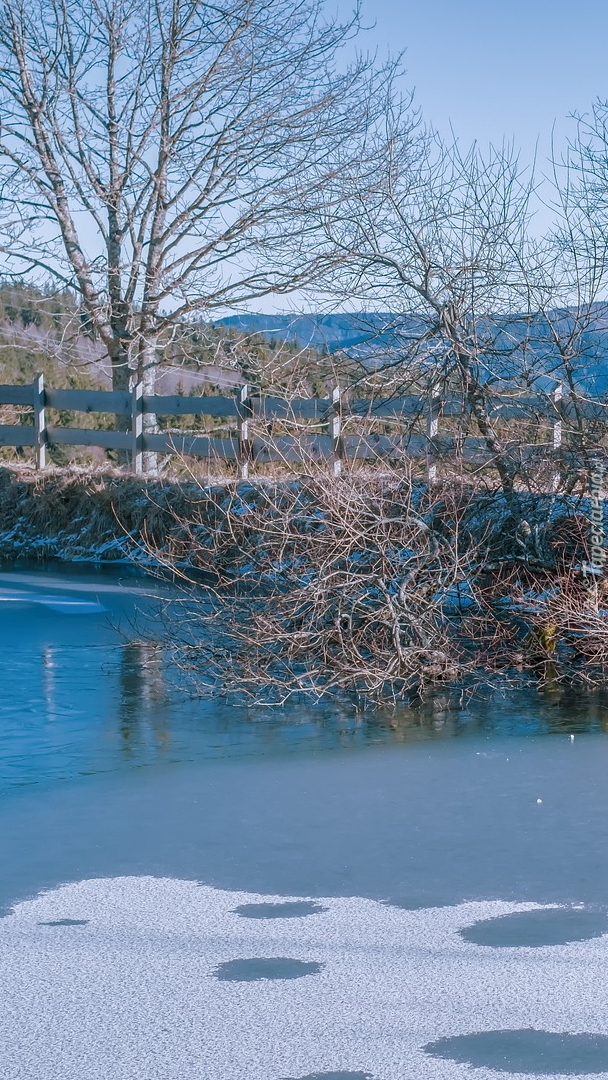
[0,586,106,613]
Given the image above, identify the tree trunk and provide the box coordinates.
[108,341,132,466]
[138,336,158,475]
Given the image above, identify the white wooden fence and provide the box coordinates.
[0,373,602,481]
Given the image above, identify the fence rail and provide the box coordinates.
[1,373,606,481]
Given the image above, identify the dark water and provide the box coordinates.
[425,1031,608,1074]
[459,906,608,947]
[214,957,324,981]
[2,565,608,917]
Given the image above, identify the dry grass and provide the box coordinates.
[0,464,215,562]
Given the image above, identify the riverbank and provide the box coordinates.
[0,463,589,565]
[0,465,224,566]
[0,464,602,698]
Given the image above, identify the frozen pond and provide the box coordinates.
[2,566,608,1079]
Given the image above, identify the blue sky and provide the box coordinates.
[250,1,608,312]
[361,0,608,166]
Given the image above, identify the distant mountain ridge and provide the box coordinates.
[216,309,608,395]
[215,312,399,351]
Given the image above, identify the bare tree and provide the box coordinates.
[315,118,547,520]
[526,107,608,493]
[138,465,490,703]
[0,0,390,465]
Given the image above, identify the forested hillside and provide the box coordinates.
[0,282,348,396]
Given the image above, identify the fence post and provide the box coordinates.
[236,383,253,480]
[33,372,47,470]
[426,383,441,485]
[552,382,563,492]
[132,380,144,474]
[331,385,343,478]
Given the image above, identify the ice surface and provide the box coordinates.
[2,876,608,1080]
